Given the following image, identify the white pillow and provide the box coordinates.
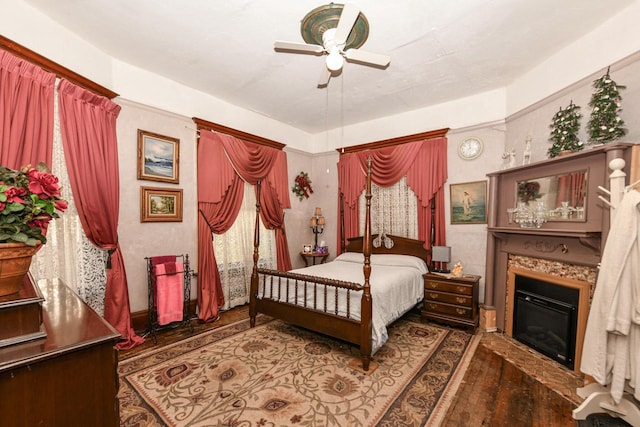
[335,252,428,273]
[334,252,365,263]
[370,254,428,273]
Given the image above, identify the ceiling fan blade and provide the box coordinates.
[334,3,360,44]
[274,41,324,54]
[344,49,391,67]
[318,66,331,87]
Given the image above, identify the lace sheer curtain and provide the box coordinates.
[30,81,107,315]
[214,181,276,310]
[358,176,419,239]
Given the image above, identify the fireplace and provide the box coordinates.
[483,143,632,371]
[513,274,579,369]
[505,265,591,372]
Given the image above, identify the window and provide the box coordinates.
[214,182,276,310]
[358,176,418,239]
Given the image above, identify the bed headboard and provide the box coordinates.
[344,234,431,263]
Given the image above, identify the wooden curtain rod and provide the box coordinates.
[192,117,286,150]
[0,35,118,99]
[337,127,449,154]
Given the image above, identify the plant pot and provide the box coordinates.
[0,242,40,297]
[557,150,574,156]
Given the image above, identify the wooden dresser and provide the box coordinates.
[422,272,480,330]
[0,278,121,427]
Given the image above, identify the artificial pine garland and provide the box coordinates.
[548,101,583,158]
[587,68,627,144]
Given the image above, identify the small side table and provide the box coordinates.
[422,272,480,331]
[300,252,329,267]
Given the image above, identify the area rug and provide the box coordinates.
[118,315,479,426]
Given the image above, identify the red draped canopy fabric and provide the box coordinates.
[197,131,291,322]
[337,137,448,253]
[58,79,143,349]
[0,49,55,169]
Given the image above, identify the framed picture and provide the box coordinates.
[137,129,180,184]
[450,180,488,224]
[140,186,183,222]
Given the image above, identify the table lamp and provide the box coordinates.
[431,246,451,273]
[310,207,325,252]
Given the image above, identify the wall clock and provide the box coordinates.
[458,136,483,160]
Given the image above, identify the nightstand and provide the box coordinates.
[422,272,479,330]
[300,252,329,267]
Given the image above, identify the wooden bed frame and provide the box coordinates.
[249,158,430,371]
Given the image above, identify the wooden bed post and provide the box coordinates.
[250,179,261,328]
[361,157,373,370]
[430,196,436,248]
[339,192,345,253]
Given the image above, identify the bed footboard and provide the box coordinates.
[250,268,373,370]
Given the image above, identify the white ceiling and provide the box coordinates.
[24,0,634,134]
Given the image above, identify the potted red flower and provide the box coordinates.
[0,163,68,296]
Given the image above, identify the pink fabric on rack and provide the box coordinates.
[154,262,184,326]
[164,262,178,275]
[151,255,176,266]
[151,256,178,309]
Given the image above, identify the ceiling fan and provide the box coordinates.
[274,3,391,87]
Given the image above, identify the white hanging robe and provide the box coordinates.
[580,189,640,404]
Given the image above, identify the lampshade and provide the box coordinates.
[326,50,344,71]
[432,246,451,263]
[318,216,325,225]
[315,207,322,216]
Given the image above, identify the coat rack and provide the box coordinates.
[573,157,640,425]
[597,157,628,224]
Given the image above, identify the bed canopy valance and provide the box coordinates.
[195,121,292,322]
[337,133,448,254]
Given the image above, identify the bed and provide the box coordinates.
[249,158,431,371]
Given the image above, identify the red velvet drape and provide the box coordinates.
[0,49,55,168]
[58,79,143,350]
[556,172,587,207]
[197,135,243,321]
[197,131,291,322]
[337,137,448,252]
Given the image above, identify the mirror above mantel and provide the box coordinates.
[515,169,588,222]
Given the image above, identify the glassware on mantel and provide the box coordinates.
[511,201,548,229]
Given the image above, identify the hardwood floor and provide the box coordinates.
[119,305,585,426]
[443,342,577,426]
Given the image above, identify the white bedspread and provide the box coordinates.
[260,252,428,354]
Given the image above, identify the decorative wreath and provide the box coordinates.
[292,171,313,201]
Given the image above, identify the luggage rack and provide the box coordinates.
[145,254,194,343]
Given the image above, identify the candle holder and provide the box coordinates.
[508,201,548,229]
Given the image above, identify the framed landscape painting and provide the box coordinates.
[140,186,183,222]
[450,180,487,224]
[137,129,180,184]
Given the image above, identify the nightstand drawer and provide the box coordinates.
[423,301,474,320]
[425,280,473,296]
[425,290,472,307]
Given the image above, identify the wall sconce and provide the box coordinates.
[431,246,451,273]
[310,207,325,251]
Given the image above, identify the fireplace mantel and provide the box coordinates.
[483,143,634,332]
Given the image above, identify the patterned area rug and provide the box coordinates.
[118,315,479,426]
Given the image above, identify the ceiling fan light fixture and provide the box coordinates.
[326,50,344,71]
